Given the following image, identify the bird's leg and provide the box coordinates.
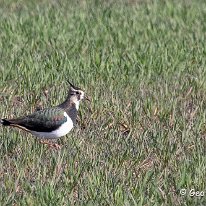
[40,140,61,150]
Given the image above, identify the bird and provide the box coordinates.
[1,81,88,149]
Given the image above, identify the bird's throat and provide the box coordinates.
[66,103,78,125]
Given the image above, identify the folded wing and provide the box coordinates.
[2,107,67,132]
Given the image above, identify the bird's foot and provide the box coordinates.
[40,140,61,150]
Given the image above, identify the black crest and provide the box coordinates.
[67,80,82,90]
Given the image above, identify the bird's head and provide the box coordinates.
[67,81,89,109]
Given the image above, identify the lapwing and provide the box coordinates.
[1,81,88,149]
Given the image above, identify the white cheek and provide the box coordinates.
[80,92,84,100]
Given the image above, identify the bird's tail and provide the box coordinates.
[1,119,11,126]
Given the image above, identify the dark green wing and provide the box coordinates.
[8,107,67,132]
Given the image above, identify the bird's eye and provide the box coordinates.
[76,91,80,95]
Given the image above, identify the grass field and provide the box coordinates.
[0,0,206,205]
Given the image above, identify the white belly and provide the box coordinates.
[31,112,73,139]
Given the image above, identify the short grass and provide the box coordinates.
[0,0,206,205]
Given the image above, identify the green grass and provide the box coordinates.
[0,0,206,205]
